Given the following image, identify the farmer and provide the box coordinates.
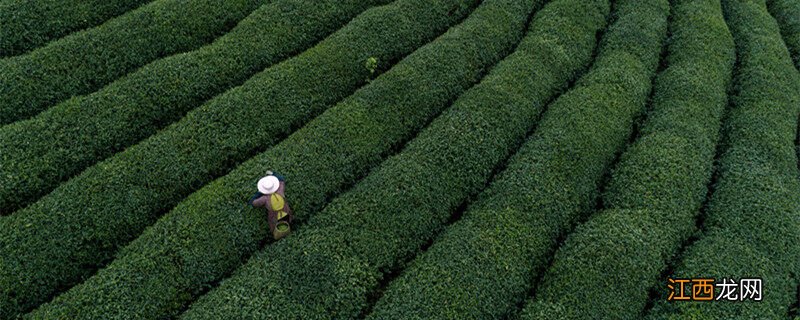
[249,171,294,240]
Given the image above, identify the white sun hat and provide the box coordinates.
[257,176,280,194]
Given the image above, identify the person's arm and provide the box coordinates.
[249,192,264,206]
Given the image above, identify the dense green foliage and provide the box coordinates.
[0,0,482,315]
[645,0,800,318]
[523,0,735,318]
[2,0,798,318]
[173,1,669,318]
[765,0,799,177]
[170,1,557,318]
[767,0,800,67]
[0,0,394,216]
[364,0,610,318]
[360,0,669,319]
[0,0,263,125]
[0,0,153,57]
[17,0,512,317]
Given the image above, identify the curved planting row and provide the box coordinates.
[0,0,153,57]
[17,0,512,317]
[173,0,639,317]
[767,0,800,174]
[0,0,264,125]
[646,0,800,318]
[0,0,483,316]
[766,0,800,67]
[521,0,735,319]
[0,0,395,216]
[368,0,668,319]
[364,0,611,317]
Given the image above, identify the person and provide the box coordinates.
[249,171,293,240]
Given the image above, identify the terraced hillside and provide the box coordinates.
[1,0,799,319]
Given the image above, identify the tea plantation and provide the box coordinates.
[1,0,799,319]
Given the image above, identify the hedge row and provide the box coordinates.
[18,0,511,317]
[0,0,394,216]
[359,1,668,319]
[766,0,800,67]
[0,0,264,125]
[0,0,482,315]
[521,0,736,319]
[0,0,153,57]
[169,0,560,319]
[363,0,611,318]
[174,1,667,318]
[765,0,799,179]
[646,0,800,318]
